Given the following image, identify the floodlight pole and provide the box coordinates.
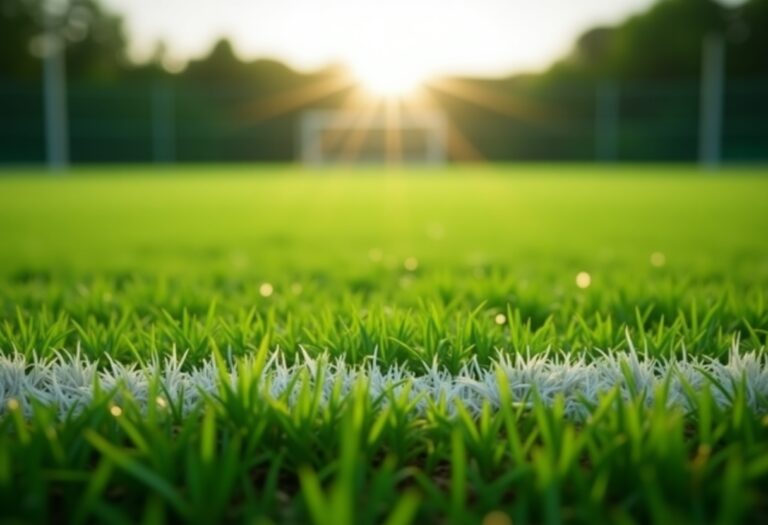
[43,38,70,170]
[152,80,176,163]
[595,80,619,162]
[698,34,725,170]
[42,12,69,171]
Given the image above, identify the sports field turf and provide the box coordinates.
[1,165,768,524]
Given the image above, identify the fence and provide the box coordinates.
[0,76,766,165]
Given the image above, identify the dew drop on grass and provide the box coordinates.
[576,272,592,289]
[495,313,507,325]
[110,405,123,417]
[259,283,274,297]
[6,398,19,411]
[650,251,666,267]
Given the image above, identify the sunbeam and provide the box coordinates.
[408,89,485,162]
[243,74,356,121]
[384,98,402,165]
[339,99,382,163]
[427,77,552,123]
[304,87,379,158]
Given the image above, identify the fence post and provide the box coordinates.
[595,80,619,162]
[699,34,725,169]
[152,80,176,163]
[42,33,69,171]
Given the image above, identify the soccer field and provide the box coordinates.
[2,165,768,524]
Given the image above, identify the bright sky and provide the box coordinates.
[104,0,657,79]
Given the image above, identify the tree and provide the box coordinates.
[0,0,128,82]
[546,0,768,81]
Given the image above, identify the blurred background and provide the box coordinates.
[0,0,766,167]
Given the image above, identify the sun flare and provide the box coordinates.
[350,59,426,97]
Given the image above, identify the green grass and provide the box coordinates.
[1,164,768,524]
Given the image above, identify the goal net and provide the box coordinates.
[298,108,447,166]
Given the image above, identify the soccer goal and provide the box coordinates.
[298,109,447,166]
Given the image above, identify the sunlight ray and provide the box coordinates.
[427,77,551,123]
[412,89,485,162]
[307,87,378,158]
[384,98,403,165]
[339,99,382,163]
[243,74,355,121]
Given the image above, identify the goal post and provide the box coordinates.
[298,109,447,166]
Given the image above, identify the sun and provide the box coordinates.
[350,58,426,98]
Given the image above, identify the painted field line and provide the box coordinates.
[1,345,767,419]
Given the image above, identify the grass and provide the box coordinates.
[1,164,767,524]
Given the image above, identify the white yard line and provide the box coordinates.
[2,344,767,419]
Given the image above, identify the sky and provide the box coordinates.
[103,0,659,80]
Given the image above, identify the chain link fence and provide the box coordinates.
[1,76,766,164]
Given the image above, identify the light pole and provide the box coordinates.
[698,34,725,170]
[42,3,69,171]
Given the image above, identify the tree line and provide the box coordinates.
[1,0,766,162]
